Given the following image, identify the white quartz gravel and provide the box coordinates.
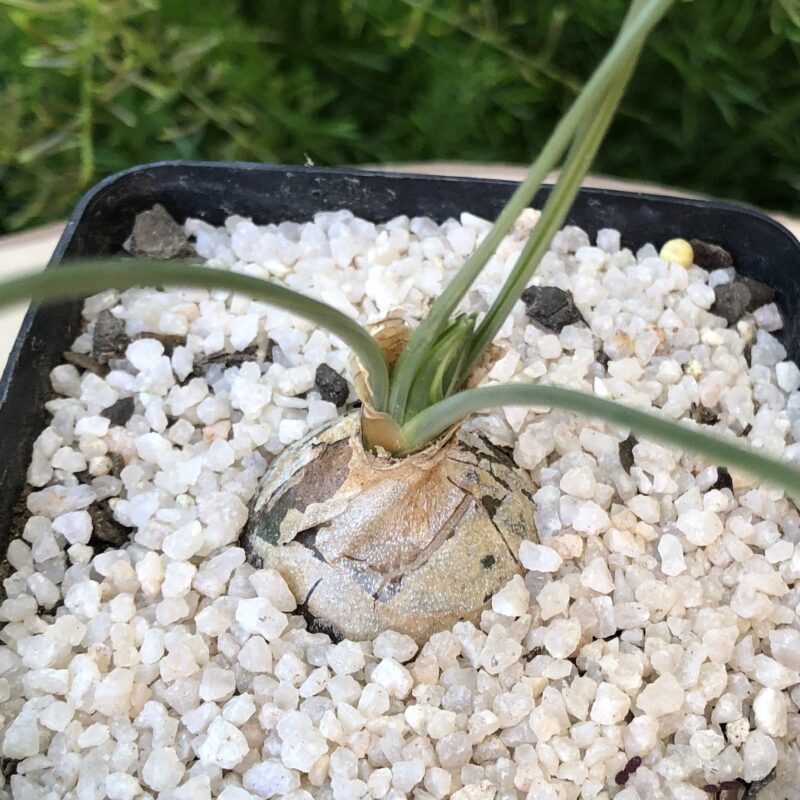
[2,208,800,799]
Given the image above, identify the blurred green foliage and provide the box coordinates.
[1,0,799,234]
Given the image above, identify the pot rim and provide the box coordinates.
[55,161,800,267]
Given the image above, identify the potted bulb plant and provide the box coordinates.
[0,0,798,797]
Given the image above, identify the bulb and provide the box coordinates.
[245,411,537,642]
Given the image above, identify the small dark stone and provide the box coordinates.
[690,403,719,426]
[614,771,629,786]
[92,310,128,364]
[625,756,642,773]
[712,466,734,492]
[102,396,135,426]
[89,502,130,548]
[619,433,638,474]
[690,239,734,270]
[520,286,584,333]
[124,204,191,260]
[596,349,610,369]
[315,363,349,406]
[739,276,776,311]
[742,423,752,437]
[712,282,752,326]
[481,554,496,569]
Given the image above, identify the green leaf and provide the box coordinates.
[401,384,800,496]
[386,0,675,424]
[0,260,390,411]
[405,313,476,419]
[463,34,643,381]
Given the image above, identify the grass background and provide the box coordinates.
[1,0,799,235]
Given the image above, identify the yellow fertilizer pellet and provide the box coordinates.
[659,237,694,267]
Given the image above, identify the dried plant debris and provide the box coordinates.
[521,285,585,333]
[62,351,104,376]
[690,403,721,426]
[123,203,192,260]
[89,310,186,375]
[131,331,186,357]
[195,343,266,374]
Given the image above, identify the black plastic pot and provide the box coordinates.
[1,161,799,560]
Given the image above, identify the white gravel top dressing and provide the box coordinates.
[1,207,799,800]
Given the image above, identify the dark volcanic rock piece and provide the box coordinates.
[712,467,733,492]
[124,204,191,260]
[740,276,776,311]
[102,396,135,426]
[521,286,584,333]
[619,433,638,475]
[92,310,128,364]
[315,363,349,407]
[689,239,734,270]
[712,282,752,326]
